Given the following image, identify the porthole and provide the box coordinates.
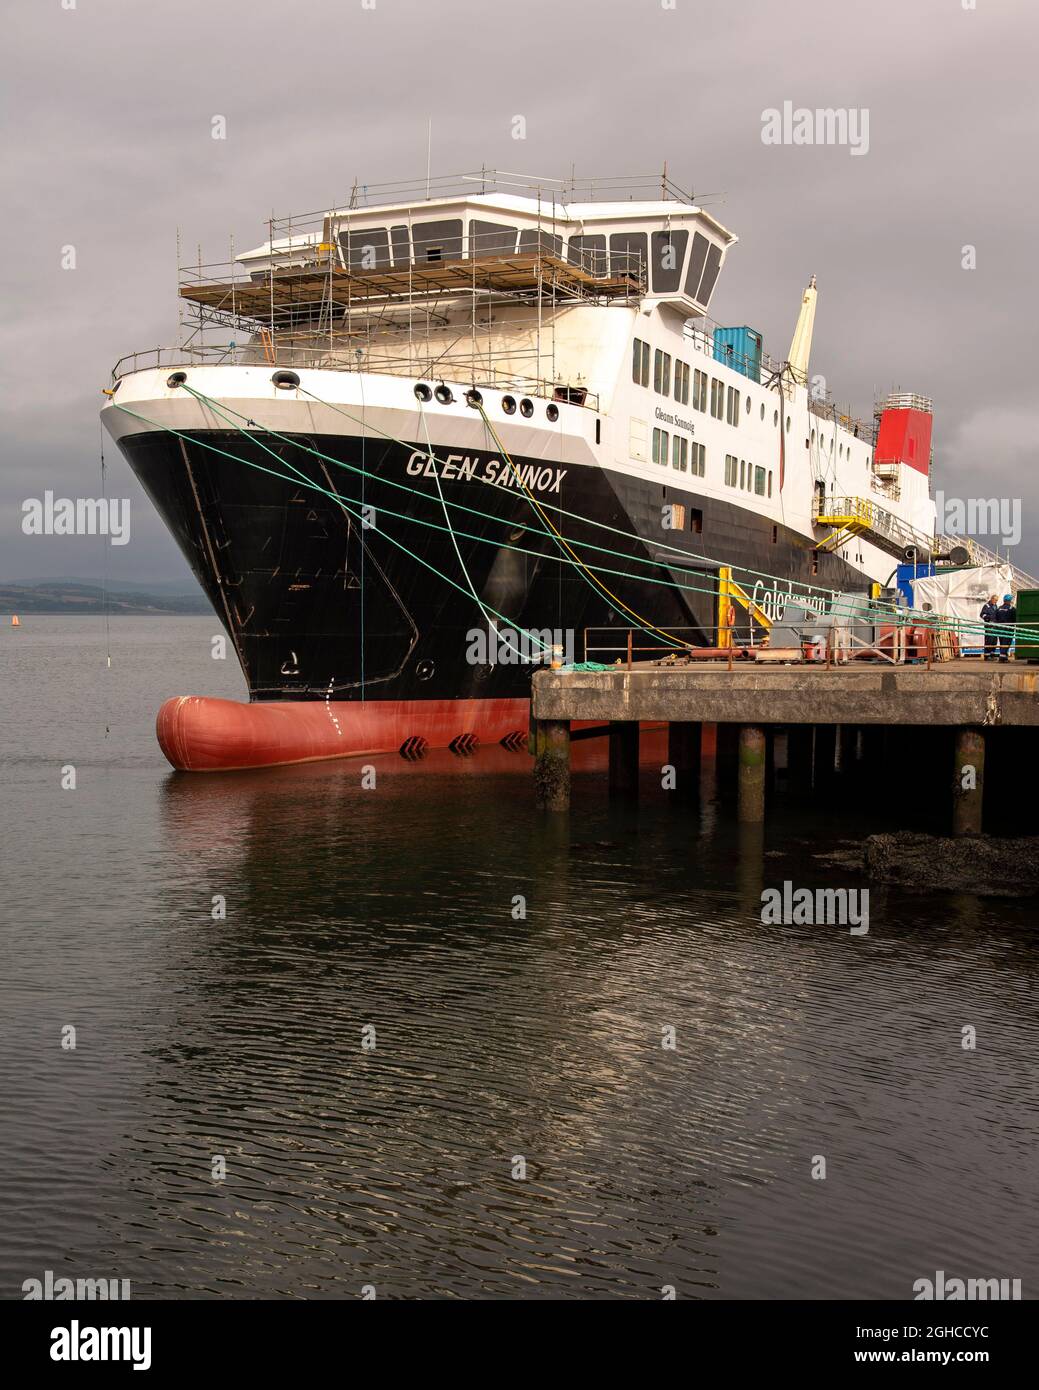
[465,388,483,408]
[773,410,779,426]
[416,659,435,681]
[519,398,534,418]
[273,370,300,390]
[785,416,791,432]
[546,403,559,422]
[501,395,517,415]
[167,371,187,388]
[811,430,816,444]
[414,382,433,402]
[760,403,765,421]
[745,394,751,413]
[434,383,454,405]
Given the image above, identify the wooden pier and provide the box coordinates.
[530,660,1039,832]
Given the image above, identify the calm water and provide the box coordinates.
[1,617,1037,1300]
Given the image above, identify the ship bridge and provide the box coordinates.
[167,170,737,398]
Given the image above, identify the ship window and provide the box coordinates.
[609,232,648,282]
[754,465,766,496]
[632,338,650,386]
[726,384,740,426]
[672,435,688,471]
[518,229,563,258]
[674,360,690,404]
[390,225,410,265]
[691,441,706,477]
[653,349,671,394]
[745,395,751,414]
[693,368,708,412]
[567,234,607,275]
[710,378,725,419]
[413,218,463,262]
[685,232,710,299]
[340,226,391,271]
[760,403,765,421]
[652,427,670,465]
[725,454,738,487]
[470,220,518,256]
[740,459,746,489]
[689,507,703,534]
[771,525,778,544]
[651,229,688,293]
[697,243,723,306]
[767,470,773,497]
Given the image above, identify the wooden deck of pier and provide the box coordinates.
[529,658,1039,831]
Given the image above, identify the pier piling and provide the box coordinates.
[952,727,985,836]
[738,725,767,823]
[533,719,571,812]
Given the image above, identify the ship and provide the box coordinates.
[100,170,1006,771]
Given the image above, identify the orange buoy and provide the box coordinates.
[11,615,20,626]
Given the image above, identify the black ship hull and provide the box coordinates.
[121,427,868,705]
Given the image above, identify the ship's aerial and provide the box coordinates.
[101,169,1029,771]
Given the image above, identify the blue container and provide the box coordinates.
[896,561,934,607]
[713,326,763,381]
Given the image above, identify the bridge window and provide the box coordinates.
[518,229,563,258]
[691,441,706,477]
[685,232,710,298]
[567,234,607,275]
[693,369,708,412]
[652,427,669,465]
[610,232,648,281]
[653,349,671,394]
[674,360,690,404]
[632,339,650,386]
[651,229,688,293]
[413,218,464,262]
[390,225,410,265]
[696,243,723,306]
[339,226,391,271]
[470,220,518,256]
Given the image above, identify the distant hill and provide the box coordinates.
[0,581,211,615]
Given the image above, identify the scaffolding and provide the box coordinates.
[113,171,706,398]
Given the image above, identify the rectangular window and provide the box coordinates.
[690,441,706,477]
[689,507,703,534]
[653,349,671,395]
[672,435,688,471]
[727,385,740,427]
[674,361,690,405]
[767,470,773,497]
[724,454,738,487]
[652,427,670,465]
[771,525,778,544]
[754,465,766,496]
[692,369,708,412]
[739,458,746,489]
[710,378,725,419]
[632,339,650,387]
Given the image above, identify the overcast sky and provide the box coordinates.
[3,0,1037,585]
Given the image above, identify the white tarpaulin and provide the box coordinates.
[911,565,1014,638]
